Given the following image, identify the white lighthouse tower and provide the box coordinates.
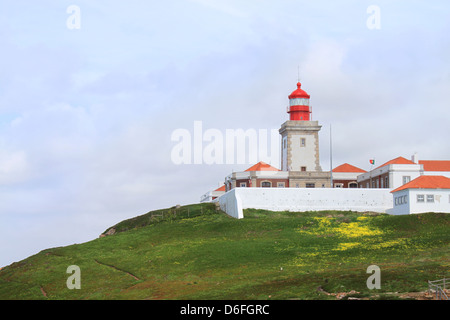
[279,81,330,188]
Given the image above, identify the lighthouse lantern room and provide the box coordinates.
[287,82,311,121]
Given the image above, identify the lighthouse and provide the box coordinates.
[279,81,330,188]
[203,79,331,195]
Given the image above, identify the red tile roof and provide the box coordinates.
[419,160,450,172]
[214,185,226,192]
[333,163,366,173]
[245,161,280,172]
[376,156,415,169]
[391,175,450,193]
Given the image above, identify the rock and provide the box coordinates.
[100,227,116,238]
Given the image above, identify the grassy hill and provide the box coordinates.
[0,203,448,300]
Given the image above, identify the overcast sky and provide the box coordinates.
[1,1,449,267]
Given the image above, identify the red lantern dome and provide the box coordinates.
[288,82,310,99]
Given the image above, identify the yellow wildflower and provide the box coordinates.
[334,242,361,251]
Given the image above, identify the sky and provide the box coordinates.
[0,0,449,267]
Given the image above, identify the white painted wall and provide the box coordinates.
[390,166,422,189]
[332,172,360,180]
[423,171,450,179]
[217,188,393,219]
[389,189,410,215]
[200,191,213,203]
[216,188,244,219]
[410,189,449,214]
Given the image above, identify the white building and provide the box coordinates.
[200,184,226,203]
[357,155,450,190]
[357,156,422,189]
[390,175,450,215]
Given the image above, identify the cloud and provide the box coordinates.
[0,150,29,185]
[188,0,248,18]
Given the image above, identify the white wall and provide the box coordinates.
[389,189,410,215]
[423,171,450,179]
[200,191,212,203]
[217,188,393,219]
[332,172,360,180]
[217,188,244,219]
[409,189,450,214]
[390,166,422,189]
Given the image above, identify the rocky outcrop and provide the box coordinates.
[99,227,116,238]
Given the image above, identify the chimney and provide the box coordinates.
[411,153,419,164]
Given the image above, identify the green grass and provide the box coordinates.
[0,205,448,300]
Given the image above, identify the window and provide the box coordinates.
[385,177,389,188]
[290,98,310,106]
[301,166,307,172]
[417,194,424,203]
[427,194,434,203]
[334,183,343,188]
[261,181,271,188]
[349,182,358,188]
[295,183,300,188]
[403,176,411,185]
[300,138,306,147]
[306,183,315,188]
[240,182,246,187]
[277,182,285,188]
[397,195,408,205]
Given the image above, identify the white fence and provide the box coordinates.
[217,188,393,219]
[428,278,449,300]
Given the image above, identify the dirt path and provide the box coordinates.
[94,259,141,281]
[40,286,48,298]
